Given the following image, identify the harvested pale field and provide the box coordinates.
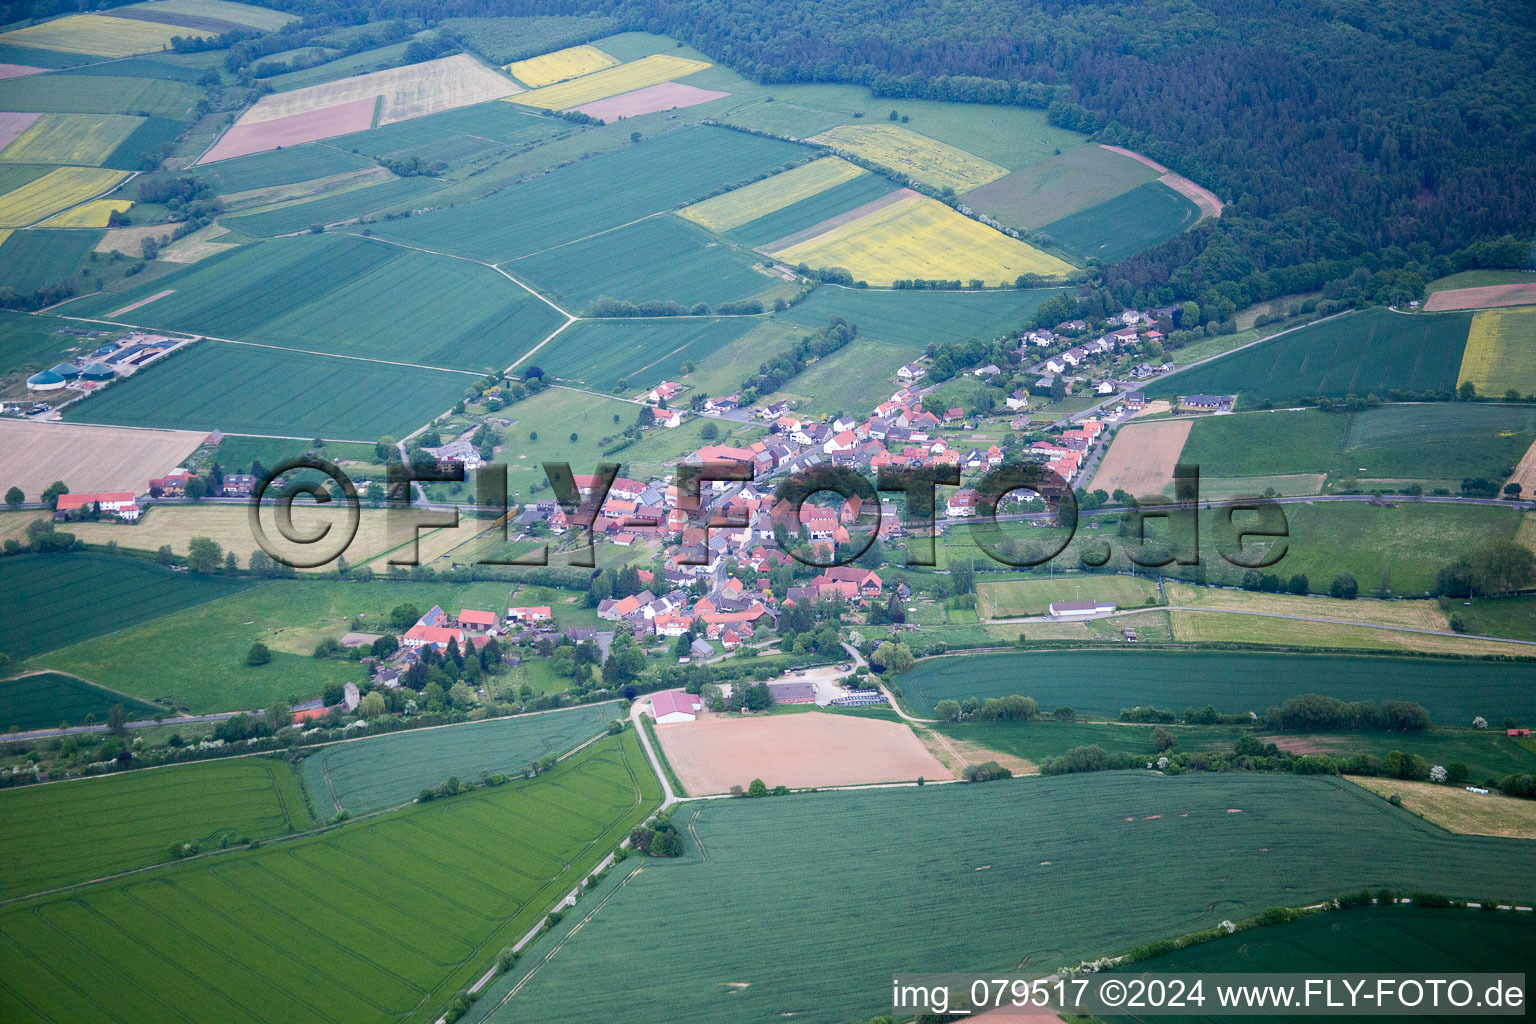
[509,54,710,110]
[62,502,474,572]
[917,726,1036,778]
[0,112,143,166]
[1099,144,1224,219]
[506,43,618,87]
[1132,398,1172,418]
[1424,282,1536,311]
[1514,512,1536,553]
[197,96,377,164]
[679,156,865,233]
[40,198,133,227]
[1457,306,1536,396]
[0,112,39,152]
[1167,609,1528,657]
[96,223,173,255]
[1088,417,1192,497]
[1164,582,1449,630]
[106,288,173,317]
[157,222,237,262]
[1346,776,1536,840]
[120,0,297,32]
[0,166,127,227]
[770,192,1072,286]
[1507,437,1536,497]
[0,420,202,499]
[574,81,729,122]
[0,509,47,544]
[0,13,182,56]
[238,54,520,125]
[811,123,1007,194]
[656,712,950,793]
[0,65,47,81]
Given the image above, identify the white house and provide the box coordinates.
[898,362,925,381]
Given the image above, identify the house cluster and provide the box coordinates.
[147,465,258,499]
[54,492,142,521]
[1022,308,1178,396]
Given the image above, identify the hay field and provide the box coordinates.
[978,575,1161,618]
[679,156,865,232]
[1088,418,1192,496]
[655,711,949,793]
[1164,582,1448,629]
[1347,776,1536,839]
[236,53,518,127]
[0,112,143,166]
[506,43,618,87]
[508,53,710,109]
[1166,609,1525,657]
[39,197,132,227]
[770,192,1071,285]
[1424,281,1536,311]
[1508,437,1536,497]
[1199,473,1326,498]
[0,13,182,57]
[0,166,126,226]
[960,143,1160,229]
[0,420,202,499]
[62,502,474,572]
[1457,306,1536,396]
[810,122,1007,193]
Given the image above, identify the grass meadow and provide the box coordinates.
[34,577,518,713]
[977,574,1161,617]
[0,671,164,732]
[1147,308,1472,404]
[537,315,761,392]
[0,72,199,117]
[776,284,1067,349]
[0,756,311,900]
[0,228,98,294]
[0,733,658,1024]
[0,552,250,662]
[893,648,1536,722]
[473,773,1536,1024]
[962,142,1162,229]
[223,175,444,236]
[192,144,378,194]
[301,703,622,817]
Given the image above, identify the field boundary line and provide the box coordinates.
[21,169,139,230]
[348,231,577,320]
[506,314,578,374]
[209,336,485,376]
[506,210,665,261]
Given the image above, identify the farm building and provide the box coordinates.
[507,606,552,622]
[457,609,499,631]
[1179,394,1234,412]
[401,624,465,650]
[768,681,816,704]
[26,369,65,391]
[1047,600,1117,619]
[79,363,115,382]
[652,690,703,724]
[55,492,140,521]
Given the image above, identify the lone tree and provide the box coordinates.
[187,536,222,573]
[4,486,22,508]
[245,642,272,666]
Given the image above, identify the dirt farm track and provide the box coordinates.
[656,712,949,794]
[0,420,204,499]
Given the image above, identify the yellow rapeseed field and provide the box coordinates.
[0,167,128,228]
[770,193,1073,286]
[0,13,182,57]
[508,54,711,110]
[41,198,134,228]
[680,157,866,232]
[0,113,144,167]
[1457,306,1536,396]
[505,44,619,88]
[810,123,1007,193]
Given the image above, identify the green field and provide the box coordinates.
[34,578,519,714]
[103,115,185,171]
[0,73,199,117]
[192,144,379,195]
[0,756,311,900]
[0,112,144,167]
[337,101,554,165]
[1038,180,1202,265]
[777,283,1067,349]
[473,773,1536,1024]
[764,336,911,416]
[71,234,565,372]
[962,143,1163,230]
[0,229,98,296]
[54,56,209,82]
[1113,903,1536,1018]
[263,40,414,91]
[0,732,658,1024]
[537,315,761,391]
[373,126,805,263]
[1148,308,1473,404]
[302,704,621,817]
[1455,595,1536,641]
[0,671,165,733]
[977,574,1162,617]
[895,649,1536,722]
[62,338,472,440]
[222,175,444,237]
[0,553,250,661]
[1178,404,1536,485]
[512,214,782,313]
